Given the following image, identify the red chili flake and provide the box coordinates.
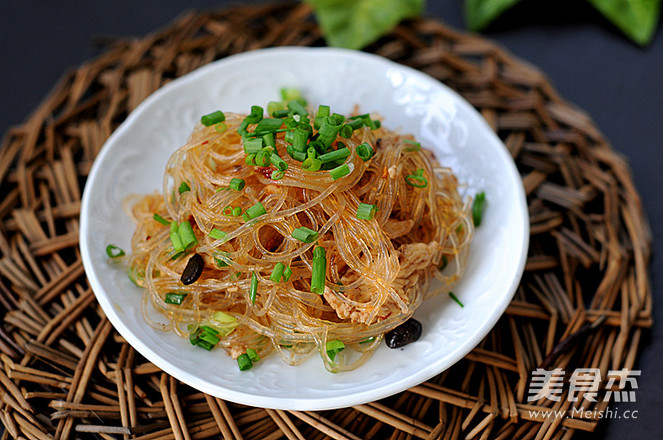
[255,166,273,180]
[202,140,209,145]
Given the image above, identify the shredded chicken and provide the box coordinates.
[323,241,439,324]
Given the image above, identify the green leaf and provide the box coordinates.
[587,0,661,45]
[464,0,524,30]
[306,0,425,50]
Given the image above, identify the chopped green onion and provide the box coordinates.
[356,142,374,161]
[263,132,276,149]
[314,105,330,130]
[255,150,272,167]
[472,191,486,227]
[449,291,464,308]
[270,262,286,282]
[237,120,249,136]
[404,139,421,151]
[302,157,322,171]
[405,169,428,188]
[318,147,350,164]
[249,271,258,305]
[347,118,364,130]
[200,110,225,126]
[243,137,263,154]
[106,244,125,258]
[326,339,345,362]
[339,124,353,138]
[229,178,245,191]
[330,113,346,125]
[165,292,187,305]
[153,213,169,226]
[245,154,257,166]
[214,122,228,132]
[237,353,253,371]
[356,203,377,220]
[178,221,197,249]
[170,222,183,252]
[311,246,326,294]
[286,145,306,162]
[241,202,267,222]
[223,206,233,216]
[329,163,352,180]
[209,228,227,241]
[271,153,288,171]
[244,105,264,124]
[212,311,237,324]
[291,127,309,152]
[268,101,286,116]
[271,170,286,180]
[283,266,293,282]
[178,182,190,193]
[199,331,220,345]
[280,87,303,102]
[232,206,242,217]
[254,118,283,134]
[246,348,260,362]
[287,100,308,116]
[292,227,318,243]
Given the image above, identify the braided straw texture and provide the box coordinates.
[0,2,651,439]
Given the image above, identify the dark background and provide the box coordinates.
[1,1,661,438]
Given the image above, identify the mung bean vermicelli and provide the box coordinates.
[124,93,474,372]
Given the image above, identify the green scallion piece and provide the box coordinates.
[178,220,197,249]
[302,157,322,172]
[286,145,306,162]
[318,147,350,164]
[199,331,220,345]
[106,244,125,258]
[200,110,225,126]
[249,271,258,305]
[404,139,421,151]
[164,292,187,305]
[214,122,227,133]
[326,339,345,362]
[329,163,352,180]
[245,154,257,166]
[272,108,291,118]
[356,203,377,220]
[255,150,272,167]
[153,213,169,226]
[232,206,242,217]
[271,170,286,180]
[292,227,318,243]
[283,266,293,282]
[405,169,428,188]
[356,142,374,161]
[244,105,264,124]
[237,119,249,136]
[241,202,267,222]
[271,153,288,171]
[229,178,245,191]
[291,127,309,152]
[448,291,464,308]
[339,124,353,138]
[237,353,253,371]
[270,262,286,282]
[170,222,183,252]
[267,101,286,116]
[263,133,276,150]
[243,137,263,154]
[287,100,308,116]
[223,206,233,216]
[178,182,190,193]
[254,118,283,134]
[209,228,227,241]
[246,348,260,362]
[472,191,486,227]
[311,246,326,294]
[347,118,364,130]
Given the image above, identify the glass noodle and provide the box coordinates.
[126,110,473,372]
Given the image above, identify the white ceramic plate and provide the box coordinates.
[80,47,528,411]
